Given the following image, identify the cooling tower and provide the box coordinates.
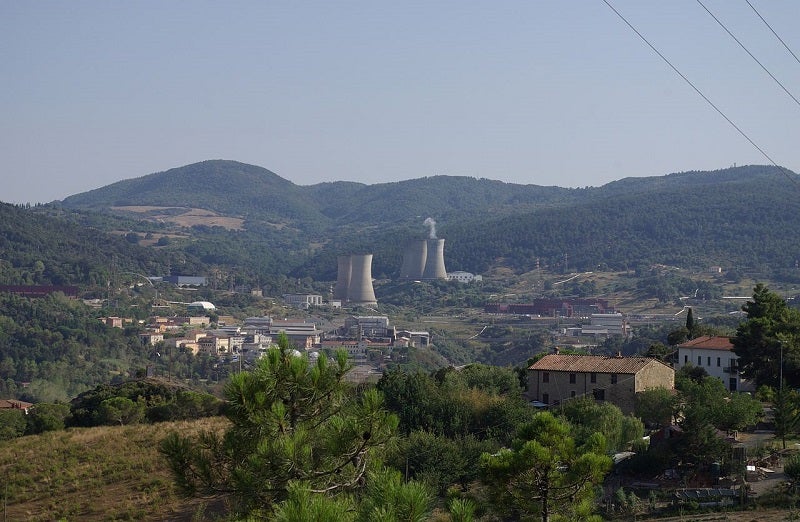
[346,254,377,305]
[333,255,352,301]
[399,239,427,280]
[422,239,447,280]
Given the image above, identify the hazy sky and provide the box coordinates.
[3,1,800,203]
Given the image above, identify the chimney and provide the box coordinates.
[553,346,560,355]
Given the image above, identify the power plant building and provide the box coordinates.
[334,254,378,306]
[400,239,447,280]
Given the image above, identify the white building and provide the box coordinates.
[676,335,754,392]
[269,320,320,349]
[582,313,629,337]
[187,301,216,313]
[446,271,482,283]
[283,294,323,309]
[344,316,391,338]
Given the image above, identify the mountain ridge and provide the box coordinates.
[8,160,800,286]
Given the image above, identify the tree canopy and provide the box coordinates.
[480,411,612,522]
[733,284,800,388]
[160,333,398,516]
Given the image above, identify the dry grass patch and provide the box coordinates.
[1,417,229,521]
[111,206,245,230]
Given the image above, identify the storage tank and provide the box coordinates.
[399,239,427,280]
[347,254,378,305]
[333,255,351,301]
[422,239,447,280]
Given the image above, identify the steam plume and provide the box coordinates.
[423,217,437,239]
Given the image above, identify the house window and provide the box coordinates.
[571,391,576,398]
[698,356,702,366]
[611,373,618,384]
[542,372,550,383]
[569,373,576,384]
[590,372,597,383]
[542,393,549,404]
[717,357,721,367]
[593,389,605,401]
[729,378,737,392]
[684,355,688,364]
[707,356,711,366]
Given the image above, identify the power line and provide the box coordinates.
[600,0,797,187]
[696,0,800,110]
[744,0,800,68]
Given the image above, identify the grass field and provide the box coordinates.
[0,417,229,521]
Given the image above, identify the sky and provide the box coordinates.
[3,1,800,204]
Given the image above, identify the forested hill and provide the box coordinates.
[60,159,578,229]
[444,168,800,274]
[0,202,202,287]
[44,161,800,280]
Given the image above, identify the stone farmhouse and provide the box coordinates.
[527,352,674,415]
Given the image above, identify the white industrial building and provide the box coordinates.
[446,271,482,283]
[581,313,629,337]
[283,293,323,309]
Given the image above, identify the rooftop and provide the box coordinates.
[529,354,668,374]
[677,335,734,351]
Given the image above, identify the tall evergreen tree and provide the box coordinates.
[732,284,800,388]
[479,412,611,522]
[685,307,695,338]
[160,333,398,516]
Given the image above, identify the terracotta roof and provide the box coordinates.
[0,399,33,410]
[677,336,733,351]
[528,354,665,374]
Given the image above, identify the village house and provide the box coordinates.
[0,399,33,414]
[139,332,164,346]
[101,316,124,328]
[527,352,674,415]
[675,335,754,392]
[197,332,231,356]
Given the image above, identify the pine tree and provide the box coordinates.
[479,412,611,522]
[160,333,398,516]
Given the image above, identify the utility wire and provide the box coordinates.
[600,0,797,186]
[696,0,800,110]
[745,0,800,68]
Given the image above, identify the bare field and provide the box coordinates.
[111,205,245,230]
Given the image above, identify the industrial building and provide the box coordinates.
[283,293,323,309]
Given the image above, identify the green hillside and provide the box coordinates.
[36,161,800,284]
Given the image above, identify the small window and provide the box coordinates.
[707,356,711,366]
[698,356,702,366]
[593,389,605,401]
[571,391,576,398]
[542,372,550,383]
[684,355,688,364]
[590,372,597,383]
[569,373,576,384]
[611,373,618,384]
[542,393,549,404]
[717,357,721,367]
